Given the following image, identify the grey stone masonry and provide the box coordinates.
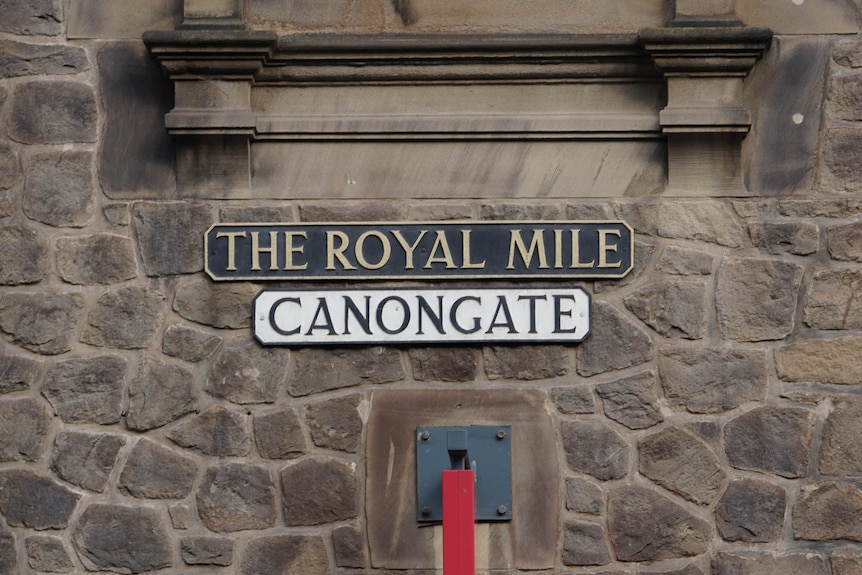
[2,1,862,574]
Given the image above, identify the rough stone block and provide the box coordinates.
[775,336,862,384]
[132,202,212,276]
[173,277,258,329]
[804,269,862,329]
[835,39,862,67]
[206,340,287,404]
[608,485,711,562]
[24,156,97,228]
[168,504,191,530]
[290,347,404,396]
[577,301,653,377]
[253,408,306,459]
[551,385,596,414]
[73,504,172,573]
[827,72,862,122]
[41,355,126,424]
[0,346,41,394]
[409,347,477,382]
[197,464,276,532]
[566,477,603,515]
[743,38,829,194]
[624,279,708,339]
[833,549,862,575]
[0,469,80,529]
[126,358,197,431]
[102,202,130,226]
[50,431,125,493]
[713,551,828,575]
[656,246,714,275]
[97,42,176,198]
[332,525,367,569]
[162,323,221,363]
[0,529,14,575]
[639,426,725,505]
[484,345,568,380]
[281,457,359,526]
[819,395,862,476]
[0,0,62,35]
[0,40,88,79]
[617,201,746,247]
[715,478,786,542]
[563,520,612,566]
[181,536,233,566]
[750,221,819,256]
[306,394,363,453]
[56,234,137,285]
[409,202,474,221]
[822,128,862,192]
[596,371,663,430]
[794,482,862,542]
[0,224,46,285]
[481,202,563,220]
[659,346,768,413]
[0,292,84,355]
[299,203,406,222]
[119,438,198,499]
[723,406,816,478]
[9,82,96,144]
[561,420,629,481]
[81,287,165,350]
[828,222,862,262]
[167,405,251,457]
[716,257,804,341]
[0,141,19,191]
[240,535,330,575]
[26,536,74,573]
[0,397,50,462]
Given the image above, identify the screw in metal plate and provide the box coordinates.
[496,429,506,440]
[422,507,432,516]
[420,431,431,441]
[497,505,508,515]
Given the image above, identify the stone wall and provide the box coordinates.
[1,1,862,574]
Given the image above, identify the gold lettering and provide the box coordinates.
[355,231,391,270]
[554,229,563,269]
[283,231,308,270]
[423,231,457,269]
[570,229,595,268]
[507,229,548,270]
[391,230,427,269]
[215,231,246,271]
[461,230,486,269]
[598,229,622,268]
[251,231,278,271]
[326,231,357,270]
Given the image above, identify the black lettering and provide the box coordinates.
[450,296,482,334]
[518,295,547,334]
[269,297,301,336]
[553,294,578,334]
[343,296,372,335]
[376,296,411,334]
[486,295,516,334]
[306,298,336,335]
[416,295,445,335]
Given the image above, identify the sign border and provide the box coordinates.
[205,220,634,282]
[253,285,592,347]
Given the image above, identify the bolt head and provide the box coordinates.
[496,430,506,440]
[497,505,508,515]
[420,431,430,441]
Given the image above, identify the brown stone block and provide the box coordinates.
[97,42,176,199]
[743,38,829,195]
[68,0,182,39]
[365,388,558,570]
[794,482,862,542]
[713,551,828,575]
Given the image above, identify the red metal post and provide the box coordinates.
[442,469,475,575]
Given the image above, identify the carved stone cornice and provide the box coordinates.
[639,25,773,133]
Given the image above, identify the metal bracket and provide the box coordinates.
[416,425,512,522]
